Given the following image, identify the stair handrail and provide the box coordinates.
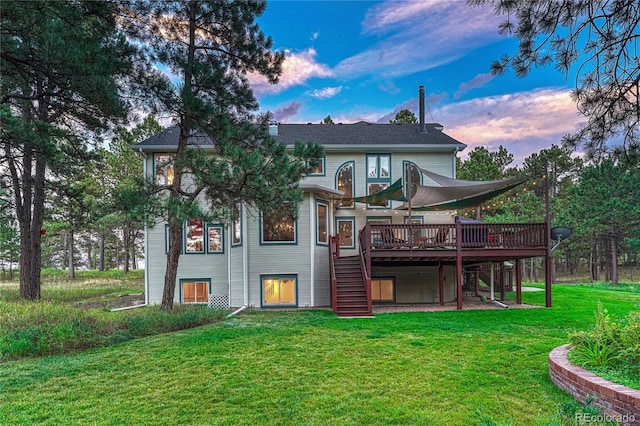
[358,228,373,315]
[329,234,339,313]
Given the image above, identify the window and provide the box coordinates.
[336,217,355,249]
[181,279,210,304]
[336,162,354,208]
[316,201,329,245]
[262,275,297,306]
[308,157,325,176]
[404,215,424,242]
[371,278,394,302]
[207,225,224,253]
[232,202,242,246]
[155,154,174,185]
[261,210,297,244]
[404,161,421,199]
[366,154,391,208]
[185,218,204,253]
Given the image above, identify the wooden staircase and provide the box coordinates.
[333,255,372,317]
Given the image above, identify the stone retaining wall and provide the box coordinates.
[549,345,639,424]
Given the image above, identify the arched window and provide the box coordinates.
[404,161,421,199]
[336,162,354,208]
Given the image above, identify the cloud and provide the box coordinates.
[306,86,343,99]
[270,101,303,123]
[376,91,449,123]
[311,31,319,41]
[334,1,500,79]
[437,88,584,163]
[378,80,400,95]
[250,48,333,95]
[454,73,495,99]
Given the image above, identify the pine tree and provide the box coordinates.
[130,1,323,310]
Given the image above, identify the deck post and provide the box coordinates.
[516,259,522,305]
[456,218,462,310]
[500,262,505,301]
[544,160,552,307]
[438,261,444,306]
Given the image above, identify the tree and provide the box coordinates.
[1,1,138,299]
[322,115,334,124]
[472,0,640,159]
[132,1,322,310]
[562,157,640,284]
[389,109,417,124]
[105,117,163,273]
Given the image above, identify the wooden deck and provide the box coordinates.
[361,222,547,264]
[329,221,551,315]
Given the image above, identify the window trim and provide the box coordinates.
[165,224,184,254]
[153,153,175,186]
[184,218,205,254]
[206,224,225,254]
[179,278,211,304]
[231,201,242,247]
[260,274,298,308]
[403,160,422,200]
[316,199,329,246]
[366,154,391,209]
[307,156,326,176]
[335,161,355,209]
[371,276,395,303]
[335,216,356,249]
[259,209,298,245]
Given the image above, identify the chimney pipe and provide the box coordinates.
[419,85,427,133]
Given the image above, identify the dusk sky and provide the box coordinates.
[249,0,587,164]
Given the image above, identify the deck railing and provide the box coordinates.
[361,222,546,251]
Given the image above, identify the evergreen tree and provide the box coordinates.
[473,0,640,159]
[1,1,138,299]
[131,1,323,310]
[389,109,418,124]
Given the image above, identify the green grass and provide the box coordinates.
[0,270,225,359]
[1,284,639,425]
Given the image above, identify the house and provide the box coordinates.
[136,89,551,316]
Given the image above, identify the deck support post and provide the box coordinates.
[456,218,463,310]
[516,259,522,305]
[438,261,444,306]
[500,262,505,301]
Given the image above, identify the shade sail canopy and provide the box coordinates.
[347,178,405,205]
[343,167,526,210]
[397,167,527,211]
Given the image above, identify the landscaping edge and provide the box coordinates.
[549,344,640,424]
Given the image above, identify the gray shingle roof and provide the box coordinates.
[134,122,466,150]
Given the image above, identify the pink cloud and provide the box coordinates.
[271,101,303,123]
[250,48,333,95]
[454,73,495,99]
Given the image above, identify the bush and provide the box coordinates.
[568,303,640,386]
[0,302,225,360]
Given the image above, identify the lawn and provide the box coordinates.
[1,284,639,425]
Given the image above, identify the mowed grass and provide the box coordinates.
[1,285,639,425]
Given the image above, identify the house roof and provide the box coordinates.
[134,122,466,152]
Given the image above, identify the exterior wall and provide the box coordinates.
[145,222,229,305]
[371,265,457,303]
[143,147,460,308]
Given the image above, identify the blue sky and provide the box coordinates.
[249,0,586,164]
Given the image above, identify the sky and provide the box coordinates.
[249,0,587,164]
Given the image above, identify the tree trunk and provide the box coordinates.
[87,232,93,270]
[68,230,75,279]
[123,227,130,274]
[161,219,182,310]
[610,233,618,285]
[99,232,105,271]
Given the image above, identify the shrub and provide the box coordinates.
[568,303,640,385]
[0,302,225,360]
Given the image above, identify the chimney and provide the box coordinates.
[419,85,427,133]
[268,121,278,136]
